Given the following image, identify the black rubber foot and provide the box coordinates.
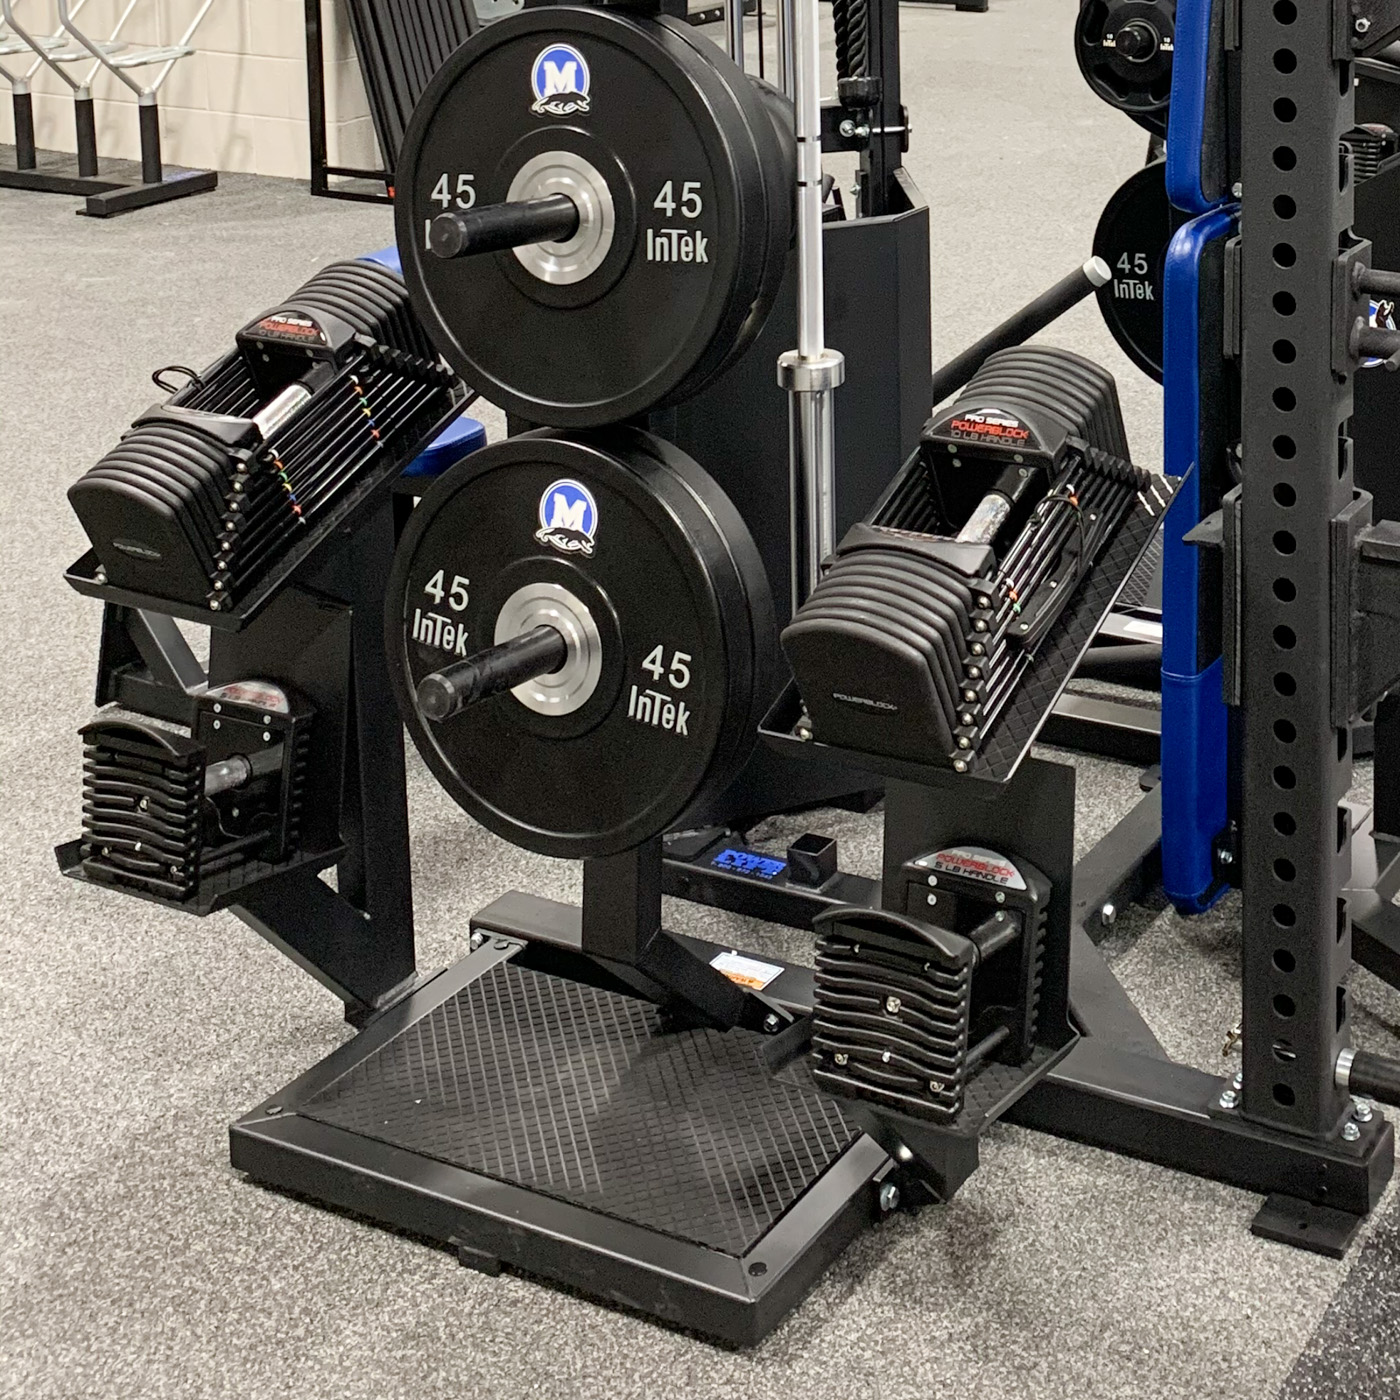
[1251,1192,1366,1259]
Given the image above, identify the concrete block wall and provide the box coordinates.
[0,0,381,179]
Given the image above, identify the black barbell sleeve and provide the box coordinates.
[428,195,580,261]
[417,625,568,722]
[930,257,1113,407]
[1345,1049,1400,1109]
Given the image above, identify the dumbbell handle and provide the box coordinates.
[417,625,568,722]
[429,195,580,260]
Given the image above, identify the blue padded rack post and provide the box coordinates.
[1160,204,1236,912]
[1165,0,1232,216]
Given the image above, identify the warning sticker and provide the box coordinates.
[710,950,784,991]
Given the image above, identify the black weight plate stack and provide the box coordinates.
[395,6,793,427]
[386,428,774,857]
[1075,0,1176,137]
[1093,159,1184,383]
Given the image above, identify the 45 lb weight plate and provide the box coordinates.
[386,429,775,857]
[395,8,794,428]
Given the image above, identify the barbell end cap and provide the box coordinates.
[777,348,846,392]
[429,212,469,260]
[417,671,460,721]
[1084,256,1113,289]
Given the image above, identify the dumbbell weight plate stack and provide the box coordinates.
[395,6,794,427]
[386,428,775,857]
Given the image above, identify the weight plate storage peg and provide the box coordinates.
[395,7,794,428]
[386,429,775,858]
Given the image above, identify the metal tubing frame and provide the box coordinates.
[779,0,843,613]
[303,0,392,203]
[1234,0,1357,1142]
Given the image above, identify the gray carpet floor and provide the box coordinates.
[2,1,1399,1397]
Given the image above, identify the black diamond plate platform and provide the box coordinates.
[231,941,889,1344]
[300,960,857,1256]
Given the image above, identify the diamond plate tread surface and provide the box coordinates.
[300,961,859,1257]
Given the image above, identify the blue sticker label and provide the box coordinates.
[1364,298,1397,369]
[711,848,787,881]
[536,478,598,556]
[531,44,590,117]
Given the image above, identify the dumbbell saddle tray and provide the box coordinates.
[762,465,1180,788]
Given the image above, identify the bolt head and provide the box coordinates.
[1219,1089,1239,1110]
[881,1049,892,1063]
[953,759,968,773]
[1218,849,1234,865]
[995,891,1006,904]
[927,874,938,887]
[1100,902,1116,927]
[1353,1097,1375,1123]
[884,995,902,1015]
[763,1012,781,1033]
[1357,15,1373,33]
[834,1051,849,1066]
[879,1181,900,1212]
[839,118,855,137]
[1232,1070,1243,1090]
[1343,1121,1362,1142]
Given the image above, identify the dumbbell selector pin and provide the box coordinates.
[417,625,569,722]
[429,195,581,260]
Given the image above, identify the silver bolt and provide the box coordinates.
[468,931,485,950]
[262,714,271,725]
[1353,1097,1375,1123]
[926,892,938,906]
[995,891,1006,905]
[971,643,985,656]
[881,1049,892,1063]
[879,1182,900,1212]
[139,798,149,812]
[927,874,938,886]
[1232,1070,1244,1090]
[928,1079,942,1093]
[1018,466,1029,477]
[1100,902,1116,928]
[961,712,975,726]
[957,737,971,750]
[213,703,222,713]
[974,620,988,633]
[1356,15,1372,34]
[1342,1121,1362,1142]
[963,689,977,703]
[1219,1089,1239,1110]
[94,567,107,585]
[1218,849,1234,866]
[1232,182,1243,199]
[263,731,272,742]
[834,1051,849,1066]
[968,666,982,679]
[763,1013,781,1034]
[885,995,902,1015]
[995,911,1006,921]
[976,596,991,609]
[212,719,221,730]
[953,759,968,773]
